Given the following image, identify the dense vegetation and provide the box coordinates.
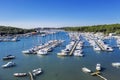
[1,23,120,36]
[0,26,35,36]
[63,24,120,34]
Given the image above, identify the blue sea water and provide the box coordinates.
[0,32,120,80]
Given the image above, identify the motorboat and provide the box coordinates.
[78,41,83,45]
[96,63,101,71]
[57,52,67,56]
[2,61,16,68]
[13,73,27,77]
[112,62,120,67]
[61,49,70,53]
[11,37,19,42]
[2,55,15,60]
[93,45,101,51]
[82,67,91,73]
[46,47,53,52]
[104,45,113,51]
[22,49,35,54]
[106,47,113,51]
[70,41,75,45]
[37,49,48,55]
[22,50,30,54]
[76,45,82,50]
[32,68,42,76]
[73,50,83,57]
[65,44,73,51]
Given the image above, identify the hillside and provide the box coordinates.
[0,26,35,36]
[63,24,120,34]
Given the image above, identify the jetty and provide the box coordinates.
[91,71,107,80]
[29,72,34,80]
[22,40,64,54]
[69,41,79,56]
[95,40,106,51]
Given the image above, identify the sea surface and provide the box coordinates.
[0,32,120,80]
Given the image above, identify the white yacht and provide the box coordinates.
[76,45,82,50]
[66,44,73,51]
[57,52,67,56]
[2,55,15,60]
[82,67,91,73]
[2,61,15,68]
[93,45,101,51]
[106,47,113,51]
[11,37,19,42]
[61,49,70,53]
[104,45,113,51]
[78,41,83,45]
[13,73,27,77]
[37,49,48,55]
[112,62,120,67]
[47,47,53,52]
[22,49,35,54]
[32,68,42,76]
[73,50,83,57]
[22,50,31,54]
[70,41,75,45]
[96,63,101,71]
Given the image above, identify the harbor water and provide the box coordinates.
[0,32,120,80]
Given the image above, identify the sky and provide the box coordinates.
[0,0,120,28]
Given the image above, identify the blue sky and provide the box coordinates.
[0,0,120,28]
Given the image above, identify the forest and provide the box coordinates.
[0,26,35,35]
[1,24,120,36]
[63,24,120,34]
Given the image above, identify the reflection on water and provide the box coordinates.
[57,56,68,59]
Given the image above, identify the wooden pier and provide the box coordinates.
[29,72,34,80]
[91,71,100,76]
[91,71,107,80]
[69,41,79,56]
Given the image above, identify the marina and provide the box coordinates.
[0,32,120,80]
[0,0,120,80]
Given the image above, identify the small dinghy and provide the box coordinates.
[112,62,120,68]
[2,61,15,68]
[2,55,15,60]
[96,63,101,71]
[82,67,91,73]
[32,68,42,76]
[13,73,27,77]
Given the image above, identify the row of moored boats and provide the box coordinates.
[84,33,113,51]
[22,40,64,55]
[57,33,84,57]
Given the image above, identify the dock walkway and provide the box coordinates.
[69,41,79,56]
[29,72,34,80]
[95,40,106,51]
[96,74,107,80]
[91,71,107,80]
